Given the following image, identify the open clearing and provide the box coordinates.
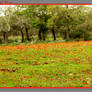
[0,41,92,87]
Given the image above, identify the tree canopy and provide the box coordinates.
[0,5,92,44]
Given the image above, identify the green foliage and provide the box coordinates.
[0,5,92,44]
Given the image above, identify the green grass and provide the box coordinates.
[0,41,92,87]
[0,37,65,46]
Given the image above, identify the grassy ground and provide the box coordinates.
[0,40,92,87]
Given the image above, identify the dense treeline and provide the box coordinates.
[0,5,92,44]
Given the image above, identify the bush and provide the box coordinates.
[70,28,91,41]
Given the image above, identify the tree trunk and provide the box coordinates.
[3,32,8,44]
[65,5,70,41]
[20,30,24,42]
[38,30,42,41]
[52,28,56,40]
[3,32,6,41]
[25,27,30,41]
[42,30,45,41]
[66,17,70,41]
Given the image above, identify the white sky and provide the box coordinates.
[0,5,15,16]
[0,5,15,8]
[0,5,92,16]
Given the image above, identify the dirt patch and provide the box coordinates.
[6,58,13,61]
[0,68,19,73]
[44,62,49,64]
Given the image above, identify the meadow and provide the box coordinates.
[0,41,92,87]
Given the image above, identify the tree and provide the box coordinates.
[23,5,51,41]
[0,12,10,43]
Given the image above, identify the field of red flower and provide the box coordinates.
[0,41,92,87]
